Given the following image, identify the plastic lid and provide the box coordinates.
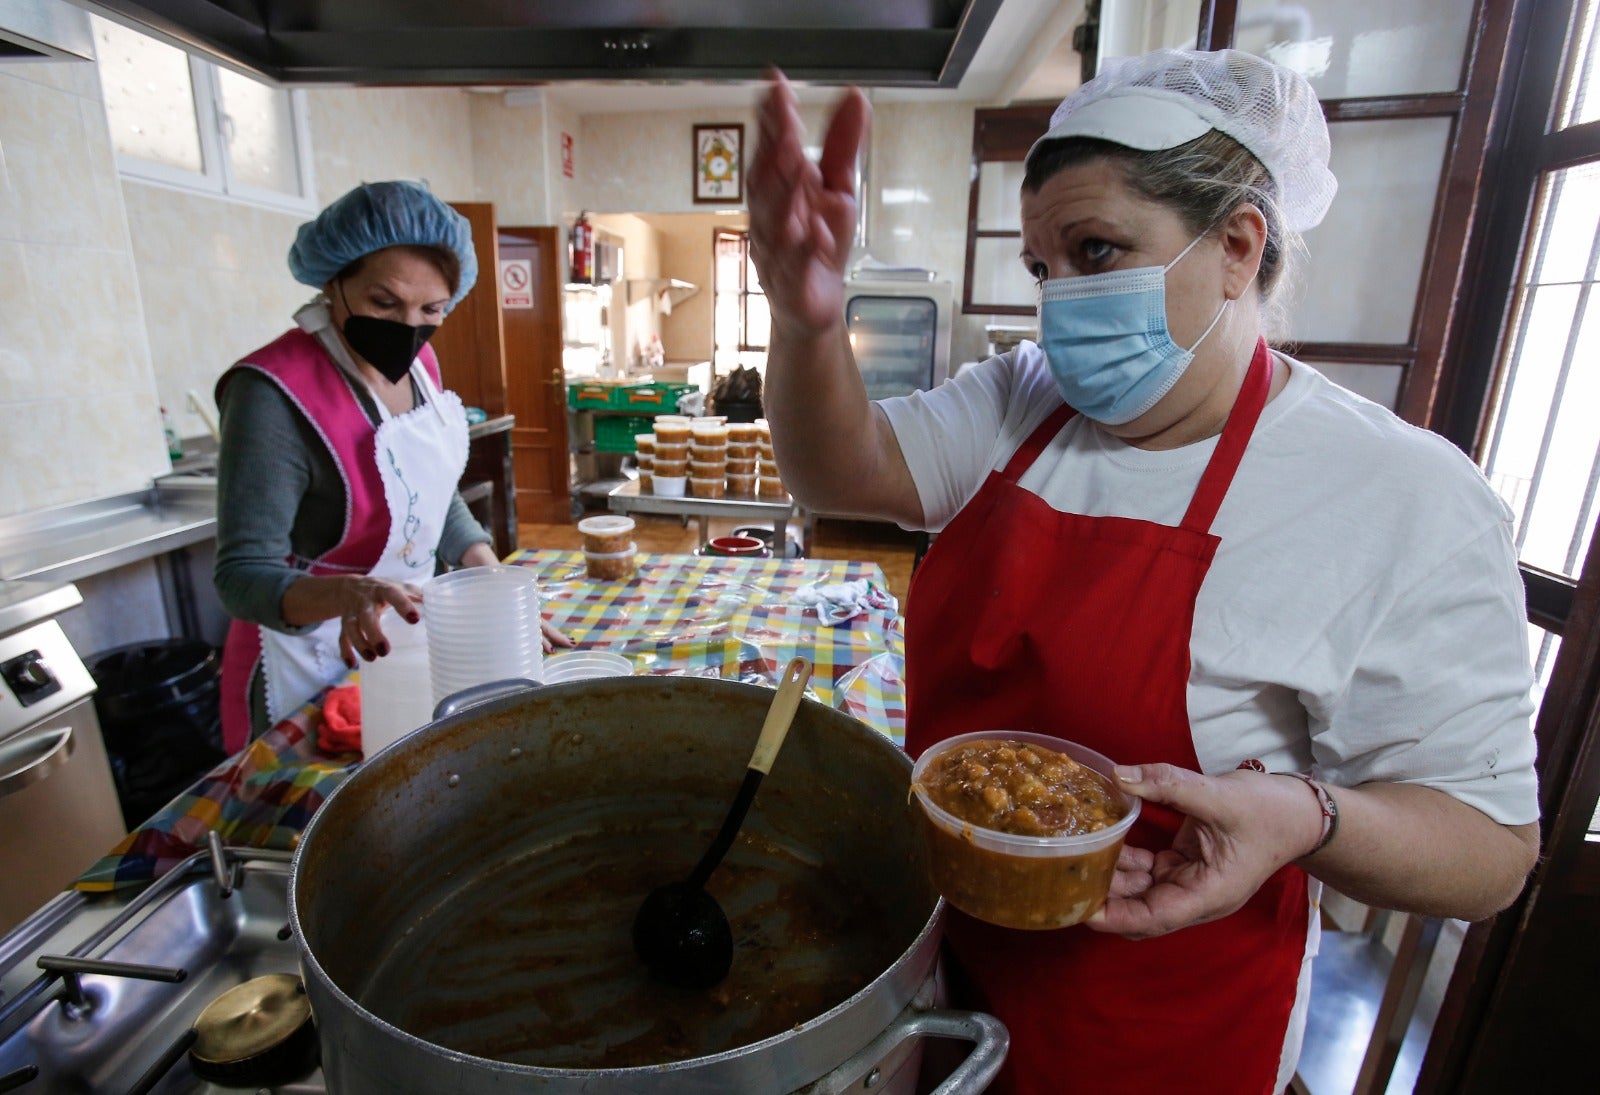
[577,515,636,537]
[540,650,636,682]
[583,542,638,559]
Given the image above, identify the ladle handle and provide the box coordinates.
[749,657,811,774]
[686,657,812,890]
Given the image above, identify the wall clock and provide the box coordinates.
[694,123,744,204]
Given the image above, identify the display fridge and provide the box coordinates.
[843,279,955,400]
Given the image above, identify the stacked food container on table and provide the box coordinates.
[635,417,787,500]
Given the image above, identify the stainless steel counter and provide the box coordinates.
[0,484,217,586]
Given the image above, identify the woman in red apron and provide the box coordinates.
[214,181,568,750]
[750,52,1540,1092]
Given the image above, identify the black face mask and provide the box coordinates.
[337,281,437,384]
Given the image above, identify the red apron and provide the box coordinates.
[905,339,1309,1095]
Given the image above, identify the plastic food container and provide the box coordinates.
[654,443,688,462]
[727,443,757,460]
[540,650,636,682]
[688,443,727,461]
[758,476,787,498]
[638,472,654,492]
[910,731,1140,930]
[691,423,730,445]
[635,454,655,470]
[634,434,656,454]
[688,476,726,499]
[654,421,691,444]
[758,457,780,475]
[689,459,726,479]
[584,542,638,580]
[727,424,758,443]
[725,458,757,476]
[652,475,687,497]
[726,473,757,496]
[577,515,635,554]
[653,459,688,478]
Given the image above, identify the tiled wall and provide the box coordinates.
[0,62,169,519]
[139,86,480,439]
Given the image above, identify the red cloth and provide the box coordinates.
[318,684,363,756]
[905,340,1309,1094]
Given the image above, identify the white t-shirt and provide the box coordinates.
[880,342,1540,827]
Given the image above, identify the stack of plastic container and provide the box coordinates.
[425,566,545,707]
[726,422,758,496]
[756,419,787,498]
[358,610,433,757]
[578,515,637,580]
[652,415,690,496]
[688,418,729,498]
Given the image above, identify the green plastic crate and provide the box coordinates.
[567,382,619,409]
[594,414,655,453]
[616,381,696,411]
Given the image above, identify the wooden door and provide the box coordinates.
[499,226,571,524]
[431,202,508,417]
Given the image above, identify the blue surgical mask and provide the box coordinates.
[1036,234,1228,425]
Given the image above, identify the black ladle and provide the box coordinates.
[632,656,813,989]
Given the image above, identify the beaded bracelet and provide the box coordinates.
[1237,759,1340,855]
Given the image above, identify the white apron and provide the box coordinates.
[259,308,470,723]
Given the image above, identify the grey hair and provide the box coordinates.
[1023,132,1305,339]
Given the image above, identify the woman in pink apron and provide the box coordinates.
[213,181,567,752]
[750,52,1540,1092]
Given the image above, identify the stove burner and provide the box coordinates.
[188,973,318,1085]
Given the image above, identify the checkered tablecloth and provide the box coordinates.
[77,550,906,891]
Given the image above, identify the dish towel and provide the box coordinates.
[793,579,899,625]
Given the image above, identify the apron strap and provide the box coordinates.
[1180,337,1274,534]
[1001,402,1077,482]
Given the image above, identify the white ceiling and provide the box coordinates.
[485,0,1088,116]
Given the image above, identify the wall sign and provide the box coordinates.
[499,259,532,309]
[693,123,743,204]
[561,132,574,179]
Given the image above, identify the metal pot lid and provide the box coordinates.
[191,973,312,1065]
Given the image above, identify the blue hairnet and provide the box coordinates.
[288,180,478,311]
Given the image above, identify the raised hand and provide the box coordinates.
[748,71,870,337]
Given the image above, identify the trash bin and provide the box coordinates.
[88,639,226,829]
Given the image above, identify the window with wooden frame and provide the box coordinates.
[713,230,770,374]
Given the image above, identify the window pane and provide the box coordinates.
[93,17,202,172]
[1559,0,1600,128]
[744,292,770,349]
[970,235,1037,310]
[214,67,300,194]
[1236,0,1469,99]
[1528,625,1562,714]
[1288,117,1450,344]
[1481,164,1600,581]
[1300,361,1402,410]
[1099,0,1202,61]
[976,161,1025,231]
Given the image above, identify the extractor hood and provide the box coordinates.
[71,0,1005,87]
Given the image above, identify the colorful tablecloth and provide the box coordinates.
[77,550,906,891]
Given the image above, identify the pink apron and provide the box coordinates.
[218,302,468,752]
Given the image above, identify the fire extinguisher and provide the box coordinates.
[570,211,593,284]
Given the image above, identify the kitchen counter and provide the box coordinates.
[0,486,217,586]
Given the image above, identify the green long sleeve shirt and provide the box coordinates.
[213,366,490,635]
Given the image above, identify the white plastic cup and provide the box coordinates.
[652,475,687,497]
[359,614,433,758]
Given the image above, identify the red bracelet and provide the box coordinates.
[1237,759,1340,855]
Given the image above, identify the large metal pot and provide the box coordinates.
[290,676,1007,1093]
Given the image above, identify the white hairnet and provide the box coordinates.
[1027,49,1337,232]
[288,180,478,310]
